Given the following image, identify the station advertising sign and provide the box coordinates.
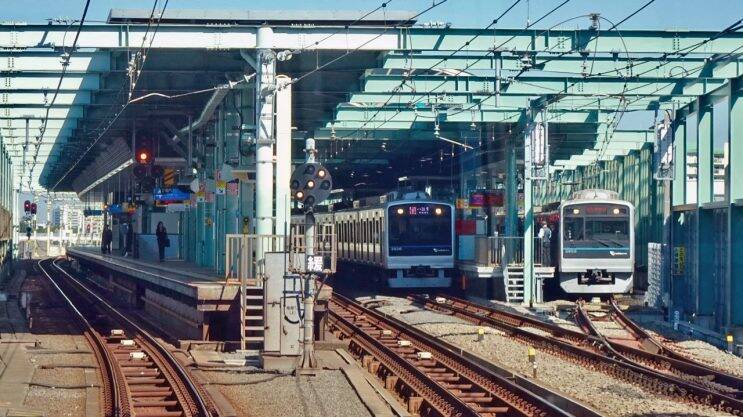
[469,192,485,207]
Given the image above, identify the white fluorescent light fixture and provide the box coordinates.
[78,158,135,197]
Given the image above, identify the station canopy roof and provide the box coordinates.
[1,8,741,192]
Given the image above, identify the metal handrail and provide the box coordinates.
[474,236,546,267]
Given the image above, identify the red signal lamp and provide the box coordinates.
[137,151,151,164]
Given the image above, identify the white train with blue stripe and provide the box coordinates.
[558,189,635,294]
[293,191,455,288]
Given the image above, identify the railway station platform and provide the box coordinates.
[65,247,240,342]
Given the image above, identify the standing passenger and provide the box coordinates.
[101,225,112,254]
[538,221,552,266]
[124,222,133,257]
[155,221,168,262]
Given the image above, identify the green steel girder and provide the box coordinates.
[347,91,692,111]
[361,74,727,97]
[381,52,743,79]
[327,105,619,128]
[401,27,743,54]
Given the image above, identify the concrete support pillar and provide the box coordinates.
[275,75,292,240]
[224,94,241,237]
[697,101,713,205]
[254,26,276,238]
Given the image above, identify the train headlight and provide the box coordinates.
[434,207,443,215]
[612,208,620,215]
[396,208,404,215]
[572,208,580,215]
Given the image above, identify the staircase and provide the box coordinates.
[241,285,265,354]
[504,266,525,303]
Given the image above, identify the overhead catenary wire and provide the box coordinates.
[401,1,736,175]
[331,0,528,146]
[286,0,452,88]
[24,0,92,191]
[50,0,434,192]
[51,0,171,191]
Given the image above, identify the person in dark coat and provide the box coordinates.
[101,225,112,254]
[155,221,168,262]
[124,222,133,257]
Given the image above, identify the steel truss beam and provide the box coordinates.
[381,52,743,79]
[2,25,741,54]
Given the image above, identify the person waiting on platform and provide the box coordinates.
[123,222,133,257]
[156,221,169,262]
[101,225,112,254]
[538,221,552,266]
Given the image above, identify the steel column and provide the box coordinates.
[504,134,518,265]
[275,75,292,242]
[254,26,276,239]
[728,86,743,331]
[523,110,535,306]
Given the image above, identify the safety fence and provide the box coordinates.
[474,236,547,267]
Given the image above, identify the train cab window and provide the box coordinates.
[387,204,453,257]
[563,204,630,258]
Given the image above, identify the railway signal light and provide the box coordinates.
[30,203,37,215]
[290,162,332,212]
[137,150,151,164]
[24,200,31,213]
[135,138,153,165]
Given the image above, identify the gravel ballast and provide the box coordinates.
[205,369,374,417]
[629,316,743,377]
[368,296,731,417]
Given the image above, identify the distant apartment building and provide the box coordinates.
[52,204,84,232]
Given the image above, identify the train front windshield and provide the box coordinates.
[388,204,452,257]
[563,204,630,259]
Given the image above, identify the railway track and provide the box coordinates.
[574,299,742,399]
[328,293,602,417]
[410,294,743,415]
[37,258,215,417]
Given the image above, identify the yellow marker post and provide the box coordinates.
[727,334,734,354]
[528,347,537,378]
[477,327,485,342]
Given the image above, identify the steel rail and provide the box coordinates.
[574,300,742,399]
[330,293,596,417]
[37,258,126,417]
[413,295,742,415]
[44,258,215,417]
[606,297,740,379]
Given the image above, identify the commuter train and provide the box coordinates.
[555,189,635,294]
[293,192,455,288]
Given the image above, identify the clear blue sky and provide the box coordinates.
[3,0,742,31]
